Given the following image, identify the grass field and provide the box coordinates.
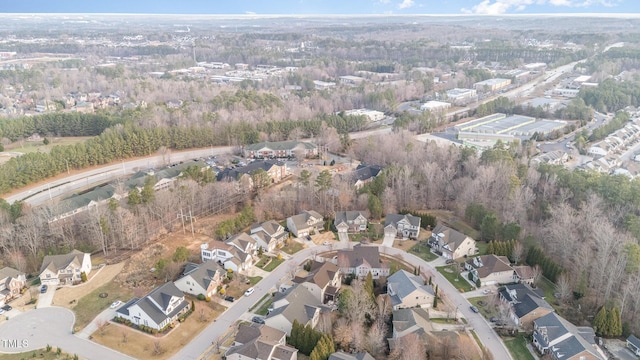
[263,257,284,272]
[281,241,303,255]
[247,276,262,285]
[503,335,535,360]
[0,349,75,360]
[72,280,133,331]
[5,136,92,154]
[409,241,439,262]
[436,265,475,292]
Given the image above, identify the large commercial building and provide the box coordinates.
[455,113,567,143]
[420,100,451,113]
[474,78,512,92]
[446,88,477,105]
[344,108,385,122]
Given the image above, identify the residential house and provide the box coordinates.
[328,352,375,360]
[500,283,554,328]
[429,223,477,259]
[292,260,341,304]
[533,312,603,360]
[286,210,324,238]
[388,308,431,351]
[345,164,382,189]
[225,232,257,254]
[115,282,190,331]
[225,323,298,360]
[216,160,287,190]
[35,100,56,113]
[513,265,536,285]
[250,220,288,252]
[265,284,322,335]
[0,267,26,306]
[39,250,92,286]
[627,335,640,356]
[387,270,435,310]
[335,244,390,279]
[384,214,421,240]
[200,240,253,273]
[244,141,318,159]
[173,261,224,298]
[464,255,514,286]
[334,211,368,234]
[73,101,94,114]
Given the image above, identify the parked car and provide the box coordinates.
[445,259,455,264]
[0,309,5,315]
[110,300,122,309]
[306,235,312,241]
[40,285,48,294]
[490,316,498,322]
[224,296,235,302]
[322,241,331,246]
[251,316,265,324]
[470,306,479,313]
[2,305,12,312]
[244,288,255,297]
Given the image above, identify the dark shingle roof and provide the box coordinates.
[216,160,284,181]
[628,334,640,349]
[349,164,382,183]
[387,270,434,307]
[334,211,367,226]
[147,282,185,313]
[337,244,382,269]
[178,261,223,291]
[431,223,471,251]
[385,213,421,228]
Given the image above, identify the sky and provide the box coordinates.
[0,0,636,16]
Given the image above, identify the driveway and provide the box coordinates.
[0,307,133,359]
[382,233,395,247]
[337,232,349,243]
[37,286,56,308]
[76,306,119,339]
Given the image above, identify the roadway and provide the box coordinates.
[172,242,512,360]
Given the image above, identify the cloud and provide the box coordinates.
[398,0,415,9]
[378,0,392,3]
[462,0,618,14]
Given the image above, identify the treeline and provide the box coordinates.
[289,320,335,358]
[486,239,518,262]
[465,203,522,242]
[590,111,630,141]
[592,306,623,337]
[526,247,563,282]
[476,96,592,122]
[398,209,436,230]
[0,113,121,142]
[209,89,283,112]
[214,205,255,240]
[257,113,368,138]
[579,78,640,113]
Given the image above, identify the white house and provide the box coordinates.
[384,214,421,240]
[387,270,435,310]
[334,211,368,234]
[250,220,289,252]
[286,210,324,238]
[335,244,390,279]
[174,261,224,298]
[201,241,253,273]
[39,250,92,286]
[115,282,190,331]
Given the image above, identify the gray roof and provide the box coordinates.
[245,140,317,151]
[349,164,382,183]
[147,282,185,313]
[337,244,382,269]
[293,260,339,289]
[40,250,87,274]
[390,308,431,342]
[120,282,187,326]
[227,323,297,360]
[334,211,368,226]
[216,159,284,182]
[225,232,256,251]
[115,298,139,317]
[178,261,223,291]
[385,213,421,228]
[465,255,513,278]
[534,313,602,360]
[266,284,321,325]
[329,351,376,360]
[628,335,640,348]
[513,293,553,318]
[387,270,434,307]
[431,223,471,251]
[288,210,324,231]
[500,283,546,303]
[251,220,284,238]
[0,267,23,280]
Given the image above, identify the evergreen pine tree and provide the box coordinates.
[593,306,607,336]
[488,240,495,254]
[610,307,622,337]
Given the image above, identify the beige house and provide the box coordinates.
[265,284,322,336]
[39,250,92,286]
[292,260,341,304]
[250,220,289,252]
[225,323,298,360]
[173,261,224,298]
[464,255,514,286]
[0,267,26,306]
[286,210,324,238]
[387,270,435,310]
[335,244,390,279]
[334,211,368,234]
[429,224,477,259]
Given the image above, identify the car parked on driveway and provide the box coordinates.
[110,300,122,309]
[224,296,235,302]
[251,316,265,324]
[2,305,12,312]
[40,285,48,294]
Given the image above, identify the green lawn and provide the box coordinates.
[249,293,270,312]
[72,280,133,331]
[263,257,284,272]
[476,241,489,255]
[409,241,439,262]
[0,349,76,360]
[255,256,270,268]
[503,335,535,360]
[535,276,557,302]
[436,265,475,292]
[281,242,303,255]
[248,276,263,285]
[468,296,499,319]
[383,256,414,275]
[254,298,274,316]
[470,330,484,351]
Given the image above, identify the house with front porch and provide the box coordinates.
[200,241,254,273]
[0,267,26,306]
[429,224,477,259]
[265,284,322,336]
[334,211,368,234]
[387,270,435,310]
[174,261,224,298]
[533,312,603,360]
[251,220,288,252]
[287,210,324,238]
[335,244,390,279]
[500,283,554,328]
[384,214,421,240]
[39,250,92,286]
[292,260,341,304]
[464,255,514,287]
[115,282,190,332]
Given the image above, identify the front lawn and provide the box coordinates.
[503,335,535,360]
[254,298,273,316]
[281,241,303,255]
[73,280,133,331]
[436,265,475,293]
[247,276,262,285]
[263,257,284,272]
[409,241,439,262]
[468,296,499,319]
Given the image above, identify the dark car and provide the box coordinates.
[251,316,265,324]
[1,305,12,312]
[224,296,235,302]
[445,259,456,264]
[40,285,48,293]
[470,305,479,313]
[306,235,312,241]
[490,316,498,323]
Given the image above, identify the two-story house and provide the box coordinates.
[533,312,603,360]
[265,284,322,336]
[335,244,390,279]
[225,323,298,360]
[115,282,190,331]
[0,267,26,306]
[500,283,554,328]
[429,224,477,260]
[286,211,324,238]
[173,261,224,298]
[292,260,341,304]
[384,214,421,240]
[225,232,257,254]
[464,255,514,287]
[345,164,382,190]
[334,211,368,234]
[200,240,253,273]
[250,220,289,252]
[387,269,435,310]
[216,160,288,190]
[244,141,318,159]
[39,250,92,286]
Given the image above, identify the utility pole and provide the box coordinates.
[178,208,186,234]
[177,208,197,237]
[64,159,70,174]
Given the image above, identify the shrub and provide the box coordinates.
[205,296,211,302]
[80,272,87,282]
[197,294,206,301]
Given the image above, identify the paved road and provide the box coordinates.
[0,307,133,360]
[77,306,120,339]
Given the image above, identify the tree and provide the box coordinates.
[480,212,499,241]
[511,241,524,264]
[299,170,311,186]
[251,169,271,188]
[315,170,332,191]
[172,246,190,263]
[367,195,383,220]
[141,176,156,204]
[127,189,141,207]
[555,273,572,304]
[388,333,426,360]
[593,306,608,336]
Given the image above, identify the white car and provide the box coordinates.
[244,288,255,297]
[323,241,331,246]
[110,300,122,309]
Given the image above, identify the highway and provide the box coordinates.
[172,242,512,360]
